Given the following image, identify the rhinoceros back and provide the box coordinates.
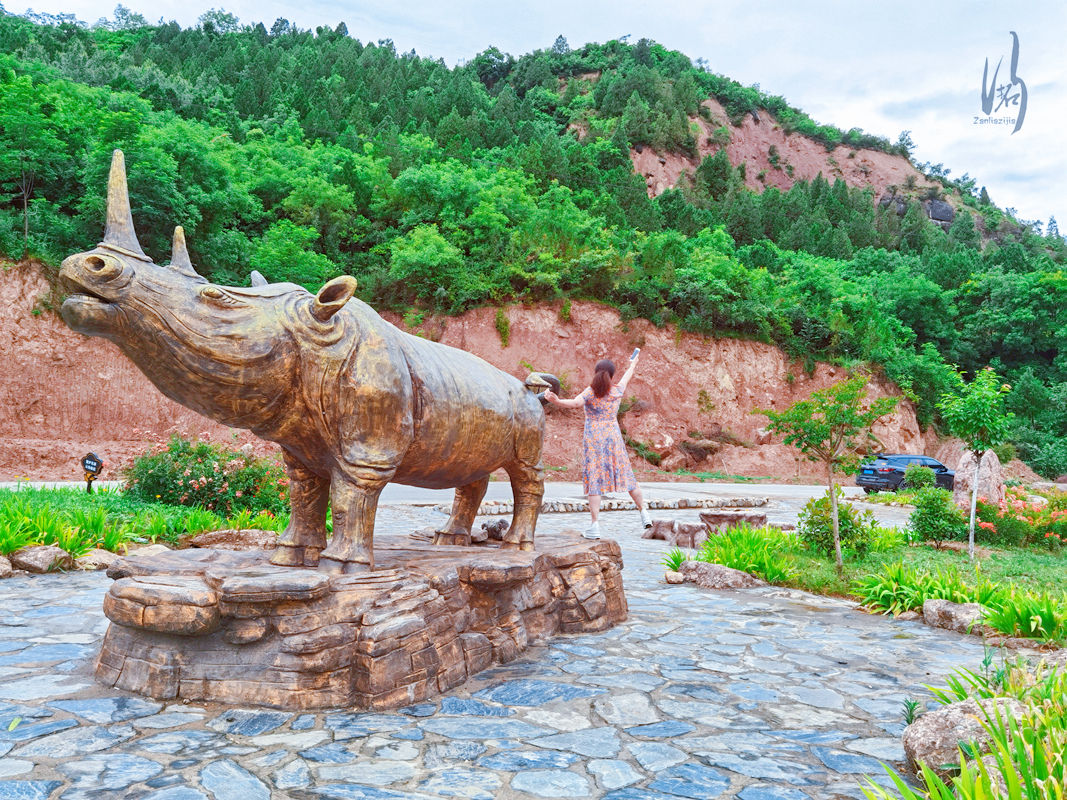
[326,299,543,489]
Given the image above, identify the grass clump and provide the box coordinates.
[696,523,797,584]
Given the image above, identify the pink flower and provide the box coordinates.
[235,491,242,498]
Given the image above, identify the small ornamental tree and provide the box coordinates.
[937,367,1015,559]
[758,375,898,574]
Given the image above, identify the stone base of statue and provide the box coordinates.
[95,530,627,709]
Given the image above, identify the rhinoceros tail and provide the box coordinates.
[524,372,560,406]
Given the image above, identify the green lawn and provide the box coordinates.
[787,543,1066,597]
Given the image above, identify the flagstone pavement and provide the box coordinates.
[0,501,988,800]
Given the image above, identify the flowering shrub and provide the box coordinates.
[125,436,289,516]
[976,486,1066,550]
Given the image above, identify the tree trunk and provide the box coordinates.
[968,450,981,560]
[22,190,29,260]
[828,464,843,575]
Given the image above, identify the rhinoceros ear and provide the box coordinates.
[250,270,268,287]
[311,276,358,322]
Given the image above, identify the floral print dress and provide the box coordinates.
[579,384,636,495]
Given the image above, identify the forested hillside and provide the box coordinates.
[1,8,1065,475]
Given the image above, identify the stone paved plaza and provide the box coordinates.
[0,497,986,800]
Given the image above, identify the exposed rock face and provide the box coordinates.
[623,412,674,458]
[953,450,1005,508]
[922,599,987,634]
[10,545,73,573]
[925,199,956,224]
[677,560,766,589]
[0,555,11,578]
[96,530,627,709]
[630,96,939,201]
[2,264,928,483]
[903,697,1026,775]
[188,529,279,551]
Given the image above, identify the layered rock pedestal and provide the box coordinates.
[96,531,626,710]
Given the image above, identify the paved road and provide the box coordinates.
[0,497,985,800]
[0,480,912,529]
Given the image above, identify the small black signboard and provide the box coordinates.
[82,452,102,493]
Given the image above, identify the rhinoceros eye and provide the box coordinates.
[199,285,244,307]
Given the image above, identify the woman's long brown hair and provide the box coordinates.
[591,359,616,398]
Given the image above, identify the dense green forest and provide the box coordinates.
[1,7,1065,475]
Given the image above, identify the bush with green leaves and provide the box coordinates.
[902,463,935,490]
[909,487,966,546]
[797,489,877,558]
[125,436,288,516]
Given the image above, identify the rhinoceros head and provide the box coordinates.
[59,150,359,428]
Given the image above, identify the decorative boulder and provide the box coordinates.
[480,519,510,542]
[643,519,676,541]
[953,449,1005,508]
[903,697,1026,775]
[77,549,121,571]
[188,529,279,551]
[642,520,711,549]
[922,599,987,634]
[0,555,11,579]
[699,510,769,532]
[678,561,766,589]
[10,545,73,573]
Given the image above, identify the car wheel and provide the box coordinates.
[863,488,876,495]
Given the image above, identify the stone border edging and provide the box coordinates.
[435,496,770,516]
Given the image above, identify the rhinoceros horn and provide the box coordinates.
[250,270,268,287]
[101,149,149,261]
[169,226,202,279]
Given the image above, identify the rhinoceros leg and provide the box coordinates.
[318,468,391,574]
[271,453,330,568]
[503,459,544,552]
[433,475,490,546]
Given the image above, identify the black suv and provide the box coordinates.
[856,454,954,493]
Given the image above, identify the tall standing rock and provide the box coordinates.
[953,449,1005,508]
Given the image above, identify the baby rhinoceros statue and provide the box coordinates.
[60,150,551,573]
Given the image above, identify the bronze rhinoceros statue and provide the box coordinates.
[60,150,552,573]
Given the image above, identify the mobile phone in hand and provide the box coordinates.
[630,348,640,361]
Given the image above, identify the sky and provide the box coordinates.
[15,0,1067,228]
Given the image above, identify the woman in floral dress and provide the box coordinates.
[544,355,652,538]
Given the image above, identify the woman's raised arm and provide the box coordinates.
[617,353,639,393]
[544,389,586,409]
